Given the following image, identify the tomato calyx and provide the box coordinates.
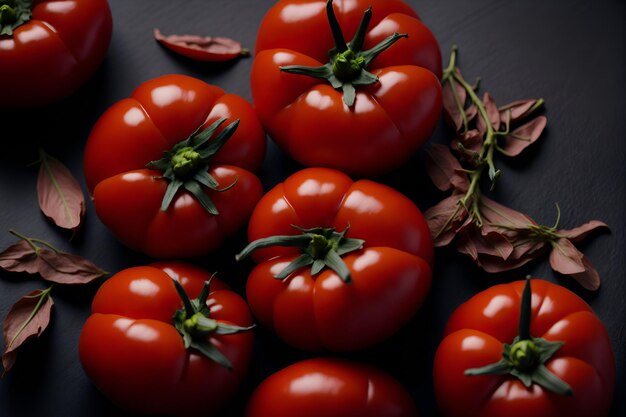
[236,225,364,283]
[171,277,254,369]
[147,117,239,214]
[465,277,573,396]
[0,0,31,36]
[279,0,407,107]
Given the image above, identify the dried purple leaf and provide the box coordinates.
[500,116,547,157]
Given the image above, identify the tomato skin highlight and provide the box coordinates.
[79,262,254,417]
[0,0,113,107]
[252,0,442,176]
[245,358,419,417]
[433,279,615,417]
[83,74,266,259]
[243,167,433,351]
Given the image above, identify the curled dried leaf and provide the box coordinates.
[549,238,600,290]
[442,73,467,132]
[480,196,535,230]
[425,144,468,192]
[500,116,547,157]
[476,92,500,133]
[558,220,609,242]
[154,28,249,62]
[424,195,468,247]
[37,149,85,234]
[499,99,544,124]
[2,287,54,374]
[549,238,585,275]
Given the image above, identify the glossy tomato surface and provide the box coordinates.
[433,279,615,417]
[0,0,112,107]
[252,0,442,175]
[244,167,433,351]
[246,358,418,417]
[83,74,265,259]
[79,262,254,417]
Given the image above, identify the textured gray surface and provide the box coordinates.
[0,0,624,416]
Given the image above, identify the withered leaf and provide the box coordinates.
[0,241,39,274]
[499,99,543,124]
[569,255,601,291]
[442,71,467,132]
[425,144,468,192]
[500,116,547,157]
[425,195,468,247]
[480,196,535,229]
[37,150,86,234]
[476,92,500,133]
[549,238,585,275]
[559,220,609,242]
[0,233,107,285]
[2,288,54,374]
[37,250,106,285]
[549,238,600,290]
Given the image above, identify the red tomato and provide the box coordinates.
[433,279,615,417]
[246,358,418,417]
[252,0,442,176]
[79,262,254,416]
[0,0,112,107]
[83,74,265,259]
[239,167,432,351]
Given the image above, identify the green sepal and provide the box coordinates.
[171,278,254,370]
[236,224,364,283]
[146,117,241,215]
[464,278,573,396]
[0,0,32,36]
[278,0,406,107]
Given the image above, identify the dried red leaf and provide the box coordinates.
[477,92,500,133]
[0,241,38,274]
[457,223,514,261]
[426,144,468,191]
[0,233,107,285]
[154,28,248,62]
[499,99,543,124]
[549,238,600,290]
[549,238,585,274]
[36,250,106,285]
[500,116,547,157]
[2,288,54,374]
[425,195,468,247]
[480,196,535,229]
[569,255,601,291]
[559,220,609,242]
[37,150,85,234]
[442,74,467,132]
[452,129,482,164]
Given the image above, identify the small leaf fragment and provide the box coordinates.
[154,28,248,62]
[2,288,54,374]
[37,150,86,234]
[476,92,500,132]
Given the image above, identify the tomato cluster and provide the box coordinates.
[2,0,615,416]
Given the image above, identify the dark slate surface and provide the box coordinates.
[0,1,624,416]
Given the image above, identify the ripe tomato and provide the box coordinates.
[246,358,418,417]
[252,0,442,176]
[237,167,433,351]
[433,279,615,417]
[0,0,112,107]
[79,262,254,416]
[83,74,265,259]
